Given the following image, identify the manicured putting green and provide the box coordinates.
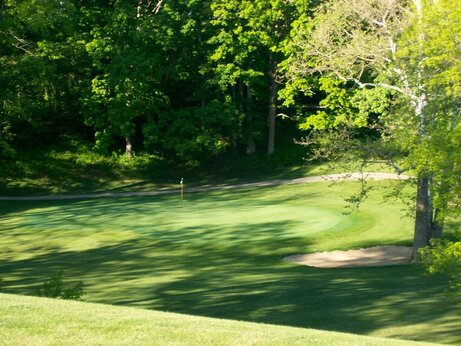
[10,196,340,242]
[1,181,412,250]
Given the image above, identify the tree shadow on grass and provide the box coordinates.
[0,191,459,344]
[1,222,460,344]
[0,183,322,214]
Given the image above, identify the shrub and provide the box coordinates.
[420,239,461,295]
[36,271,84,300]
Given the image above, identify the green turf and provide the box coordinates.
[0,293,438,346]
[1,181,460,344]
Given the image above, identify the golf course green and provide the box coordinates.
[1,180,460,344]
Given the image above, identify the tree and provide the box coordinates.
[83,0,169,158]
[282,0,461,259]
[83,0,243,163]
[209,0,306,155]
[0,0,89,155]
[152,0,242,163]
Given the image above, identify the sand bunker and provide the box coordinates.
[284,245,412,268]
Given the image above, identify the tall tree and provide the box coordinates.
[83,0,169,158]
[152,0,242,163]
[209,0,305,155]
[283,0,461,258]
[84,0,242,163]
[0,0,88,154]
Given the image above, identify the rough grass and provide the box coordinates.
[0,293,439,346]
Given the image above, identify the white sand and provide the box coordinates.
[284,245,412,268]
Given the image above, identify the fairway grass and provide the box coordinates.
[1,181,460,344]
[0,293,438,345]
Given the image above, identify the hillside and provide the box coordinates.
[0,293,439,346]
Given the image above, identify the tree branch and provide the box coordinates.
[151,0,164,14]
[10,31,34,55]
[350,77,417,99]
[354,143,409,175]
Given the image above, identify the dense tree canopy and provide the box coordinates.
[0,0,312,162]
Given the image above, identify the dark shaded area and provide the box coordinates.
[0,143,316,197]
[1,236,458,344]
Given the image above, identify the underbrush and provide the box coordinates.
[0,141,316,196]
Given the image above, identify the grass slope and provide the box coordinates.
[1,181,460,344]
[0,293,438,345]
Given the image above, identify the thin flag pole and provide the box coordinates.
[180,178,184,200]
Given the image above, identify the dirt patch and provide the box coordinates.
[284,245,412,268]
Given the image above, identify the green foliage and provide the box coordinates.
[0,122,16,159]
[297,78,386,131]
[420,239,461,294]
[0,0,90,151]
[158,100,243,164]
[83,2,169,153]
[36,271,84,301]
[208,0,309,154]
[390,0,461,221]
[0,0,317,162]
[3,0,457,168]
[282,0,461,256]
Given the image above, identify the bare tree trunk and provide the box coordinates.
[246,85,256,154]
[267,57,278,156]
[411,0,430,259]
[430,208,443,240]
[238,79,244,109]
[412,176,431,260]
[125,136,133,159]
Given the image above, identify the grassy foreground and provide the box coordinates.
[1,181,460,344]
[0,293,438,345]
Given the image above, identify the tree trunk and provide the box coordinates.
[411,176,431,260]
[125,136,133,159]
[267,57,278,156]
[246,85,255,155]
[430,210,443,240]
[0,0,5,21]
[238,79,244,110]
[247,135,256,155]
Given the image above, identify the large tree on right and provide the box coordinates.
[283,0,461,259]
